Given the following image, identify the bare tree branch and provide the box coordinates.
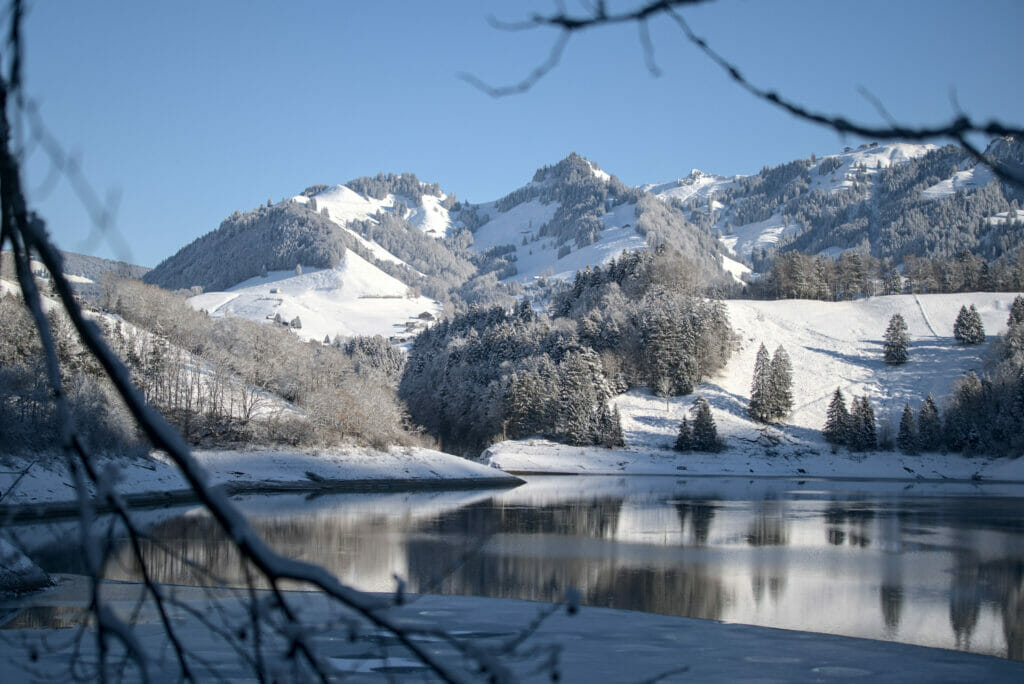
[466,0,1024,187]
[1,4,572,679]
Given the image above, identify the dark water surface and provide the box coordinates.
[10,475,1024,660]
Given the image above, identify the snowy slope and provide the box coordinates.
[406,193,453,237]
[642,169,735,205]
[922,164,996,199]
[648,143,937,260]
[296,184,454,244]
[808,143,935,194]
[188,250,439,343]
[475,198,644,283]
[470,160,648,283]
[487,292,1024,480]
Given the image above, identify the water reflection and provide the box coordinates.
[7,477,1024,661]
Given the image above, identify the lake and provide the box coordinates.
[8,475,1024,660]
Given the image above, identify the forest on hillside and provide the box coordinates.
[400,248,734,452]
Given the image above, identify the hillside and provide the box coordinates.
[486,292,1024,477]
[648,139,1024,268]
[464,152,724,285]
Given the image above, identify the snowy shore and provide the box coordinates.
[484,438,1024,482]
[0,446,521,518]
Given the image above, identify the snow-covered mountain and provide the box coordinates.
[147,154,725,340]
[647,138,1024,267]
[142,139,1022,341]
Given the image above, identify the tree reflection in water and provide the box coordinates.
[9,477,1024,661]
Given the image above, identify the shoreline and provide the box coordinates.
[0,445,523,521]
[482,438,1024,483]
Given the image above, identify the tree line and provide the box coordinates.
[751,248,1024,301]
[399,248,734,452]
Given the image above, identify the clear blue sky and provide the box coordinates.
[18,0,1024,267]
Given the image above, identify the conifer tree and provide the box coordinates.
[597,403,625,448]
[883,269,902,296]
[674,416,692,452]
[769,345,793,419]
[917,394,942,452]
[966,304,985,344]
[1009,295,1024,328]
[690,395,720,452]
[897,402,917,454]
[748,343,772,422]
[954,304,985,344]
[823,387,850,446]
[953,305,970,343]
[883,313,909,364]
[851,395,877,451]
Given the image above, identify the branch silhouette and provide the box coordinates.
[464,0,1024,187]
[0,1,570,680]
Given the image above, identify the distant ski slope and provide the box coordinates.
[188,250,439,343]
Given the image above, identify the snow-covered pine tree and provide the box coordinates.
[748,343,772,422]
[851,396,877,451]
[953,305,970,343]
[596,403,625,448]
[883,313,909,364]
[690,395,720,451]
[883,268,902,296]
[917,394,942,452]
[769,345,793,420]
[823,387,850,446]
[897,402,917,454]
[953,305,984,344]
[674,416,692,452]
[1009,294,1024,327]
[966,304,985,344]
[944,372,984,452]
[556,349,603,446]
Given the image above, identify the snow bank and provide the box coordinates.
[0,447,521,514]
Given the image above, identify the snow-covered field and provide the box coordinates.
[188,251,440,343]
[487,292,1024,480]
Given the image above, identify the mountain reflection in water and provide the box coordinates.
[9,476,1024,660]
